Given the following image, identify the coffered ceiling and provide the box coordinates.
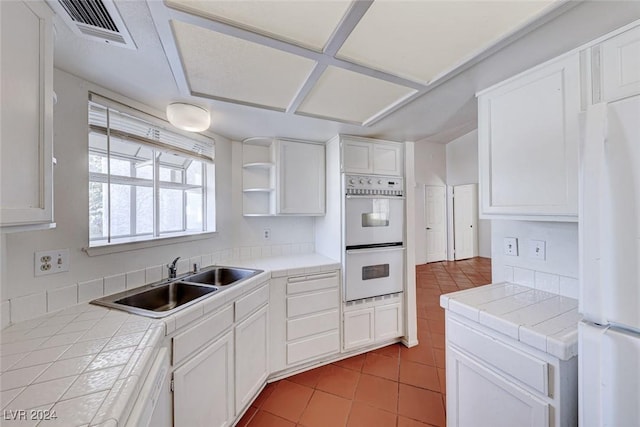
[148,0,560,127]
[50,1,640,142]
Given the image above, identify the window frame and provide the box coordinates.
[86,95,216,251]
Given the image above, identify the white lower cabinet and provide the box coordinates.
[170,280,270,427]
[343,308,375,350]
[173,331,235,427]
[269,270,341,374]
[447,346,549,427]
[235,305,269,415]
[343,296,404,351]
[445,314,577,427]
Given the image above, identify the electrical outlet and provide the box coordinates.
[529,240,546,260]
[263,228,271,240]
[503,237,518,256]
[35,249,70,276]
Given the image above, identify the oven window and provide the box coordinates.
[362,264,390,280]
[362,199,390,227]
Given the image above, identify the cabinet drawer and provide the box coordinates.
[173,305,233,366]
[236,283,269,321]
[287,309,338,341]
[287,330,340,365]
[448,318,549,395]
[287,272,338,295]
[287,289,339,318]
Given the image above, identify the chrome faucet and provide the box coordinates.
[167,257,180,279]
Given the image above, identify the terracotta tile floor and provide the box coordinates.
[239,257,492,427]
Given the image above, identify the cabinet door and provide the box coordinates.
[478,53,580,220]
[344,308,375,350]
[373,144,403,176]
[597,24,640,103]
[375,302,403,341]
[235,305,269,414]
[174,331,234,427]
[447,346,549,427]
[277,140,325,215]
[0,0,54,227]
[342,140,374,174]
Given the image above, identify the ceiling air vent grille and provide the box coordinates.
[48,0,136,49]
[58,0,118,32]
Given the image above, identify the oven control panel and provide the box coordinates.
[345,175,404,196]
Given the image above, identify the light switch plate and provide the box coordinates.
[529,240,546,260]
[503,237,518,256]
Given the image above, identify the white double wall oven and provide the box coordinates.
[343,174,405,302]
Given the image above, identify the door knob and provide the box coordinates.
[426,227,432,230]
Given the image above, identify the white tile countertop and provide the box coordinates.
[0,303,164,427]
[440,282,580,360]
[233,253,341,277]
[0,253,340,426]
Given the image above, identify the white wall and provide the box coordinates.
[413,141,446,264]
[490,220,579,298]
[445,130,491,258]
[0,69,314,324]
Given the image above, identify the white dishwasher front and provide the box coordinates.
[126,347,172,427]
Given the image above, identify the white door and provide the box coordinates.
[580,96,640,329]
[454,184,479,260]
[173,332,234,427]
[424,185,447,263]
[579,322,640,427]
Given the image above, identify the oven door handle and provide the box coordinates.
[345,195,405,200]
[346,247,405,255]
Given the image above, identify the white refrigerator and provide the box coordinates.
[579,94,640,426]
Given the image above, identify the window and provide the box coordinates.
[88,94,215,247]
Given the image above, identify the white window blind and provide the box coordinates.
[89,93,214,161]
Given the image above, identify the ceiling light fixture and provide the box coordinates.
[166,102,210,132]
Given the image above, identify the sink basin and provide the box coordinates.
[91,266,263,318]
[91,281,218,318]
[115,282,217,312]
[183,267,261,287]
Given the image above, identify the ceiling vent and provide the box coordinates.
[48,0,136,49]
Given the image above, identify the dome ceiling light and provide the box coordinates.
[166,102,210,132]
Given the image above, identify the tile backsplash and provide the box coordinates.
[503,265,579,299]
[1,242,314,329]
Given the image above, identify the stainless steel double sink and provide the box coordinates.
[91,266,263,318]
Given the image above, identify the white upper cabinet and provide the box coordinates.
[342,137,404,176]
[276,140,325,215]
[0,0,54,229]
[242,138,325,216]
[477,53,581,221]
[593,24,640,103]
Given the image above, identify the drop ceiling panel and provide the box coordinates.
[337,1,557,83]
[166,0,352,51]
[296,66,416,124]
[172,20,316,110]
